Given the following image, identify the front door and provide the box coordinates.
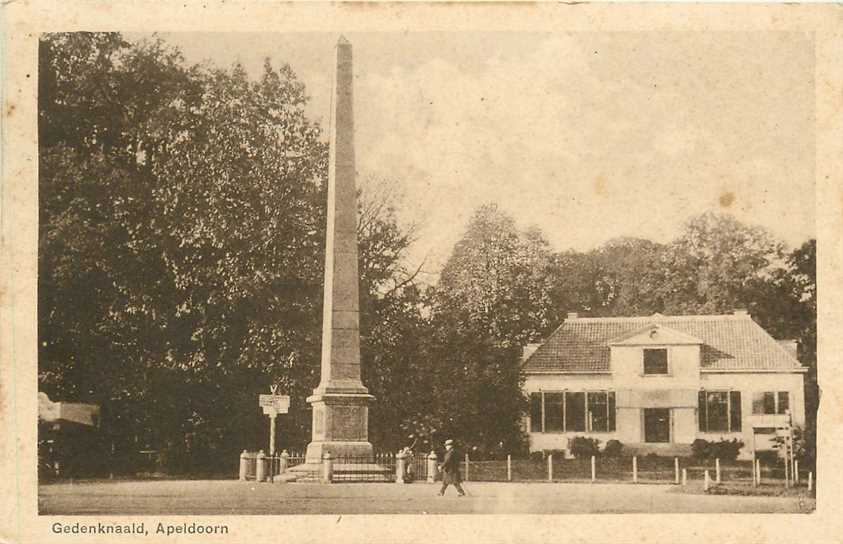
[644,408,671,443]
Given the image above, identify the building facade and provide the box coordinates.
[522,311,806,459]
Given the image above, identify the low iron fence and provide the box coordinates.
[238,449,815,491]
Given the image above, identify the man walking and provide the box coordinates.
[438,439,466,496]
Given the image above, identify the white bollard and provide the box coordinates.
[427,451,438,484]
[507,454,512,482]
[465,453,470,482]
[704,470,710,491]
[239,450,250,481]
[255,450,267,482]
[632,456,638,484]
[547,453,553,481]
[322,452,334,484]
[279,450,289,475]
[808,471,813,491]
[794,460,799,484]
[396,451,407,484]
[715,458,721,484]
[755,459,761,486]
[682,468,687,487]
[674,457,680,485]
[591,455,596,483]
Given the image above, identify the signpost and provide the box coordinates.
[260,387,290,455]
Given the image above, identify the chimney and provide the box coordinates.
[733,309,749,317]
[777,339,798,360]
[567,312,579,320]
[522,343,541,362]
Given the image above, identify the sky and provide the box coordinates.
[138,31,816,281]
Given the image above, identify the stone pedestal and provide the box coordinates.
[304,392,374,463]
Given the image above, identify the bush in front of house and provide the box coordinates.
[755,449,780,466]
[712,439,744,461]
[603,439,623,457]
[691,439,710,460]
[569,436,601,458]
[691,438,744,462]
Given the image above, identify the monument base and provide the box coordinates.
[305,440,374,463]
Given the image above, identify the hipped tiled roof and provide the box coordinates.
[523,314,804,373]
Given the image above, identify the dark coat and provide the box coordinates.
[440,448,462,484]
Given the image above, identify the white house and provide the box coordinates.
[522,311,806,459]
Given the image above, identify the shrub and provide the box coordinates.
[691,439,710,460]
[541,449,566,462]
[773,427,813,468]
[755,450,780,466]
[603,439,623,457]
[710,439,743,462]
[691,438,744,462]
[529,451,545,462]
[569,436,600,458]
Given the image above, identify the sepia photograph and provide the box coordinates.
[35,28,818,516]
[3,2,843,543]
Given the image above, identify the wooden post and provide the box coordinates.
[808,471,813,491]
[269,414,277,456]
[794,460,799,484]
[507,454,512,482]
[591,455,596,483]
[787,410,796,487]
[756,459,761,486]
[632,456,638,484]
[465,453,470,482]
[704,470,710,491]
[783,436,790,489]
[752,453,757,487]
[681,468,687,486]
[715,458,721,484]
[674,457,680,485]
[547,453,553,481]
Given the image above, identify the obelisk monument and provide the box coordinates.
[304,36,375,464]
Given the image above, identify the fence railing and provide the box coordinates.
[238,450,814,491]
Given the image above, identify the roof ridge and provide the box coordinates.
[569,314,751,323]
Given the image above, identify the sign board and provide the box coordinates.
[259,394,290,416]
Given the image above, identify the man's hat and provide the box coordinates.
[445,439,454,446]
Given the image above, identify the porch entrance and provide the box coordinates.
[644,408,671,443]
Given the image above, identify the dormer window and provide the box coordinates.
[643,348,669,375]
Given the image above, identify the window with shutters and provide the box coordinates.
[698,390,742,432]
[752,391,790,415]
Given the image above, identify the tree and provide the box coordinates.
[38,33,419,473]
[434,203,558,347]
[423,204,553,454]
[659,211,785,314]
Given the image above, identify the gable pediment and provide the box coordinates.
[608,324,704,346]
